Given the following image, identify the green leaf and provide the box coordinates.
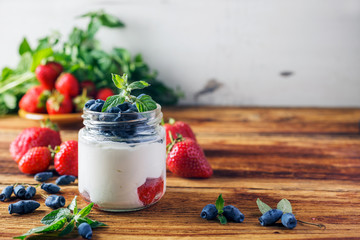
[58,219,75,237]
[19,38,32,55]
[16,52,32,73]
[77,217,107,228]
[128,81,150,91]
[99,12,125,28]
[135,94,157,112]
[1,67,13,80]
[256,198,272,214]
[215,194,225,214]
[101,95,125,112]
[277,199,292,214]
[30,47,53,72]
[67,196,78,215]
[217,215,227,225]
[111,73,127,89]
[75,202,94,220]
[87,17,102,38]
[14,217,67,239]
[3,93,17,109]
[41,208,71,225]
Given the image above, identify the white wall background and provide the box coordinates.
[0,0,359,107]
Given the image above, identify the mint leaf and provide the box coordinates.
[75,202,94,220]
[256,198,272,214]
[30,47,53,72]
[277,199,292,214]
[102,95,125,112]
[135,94,157,112]
[58,219,75,237]
[3,93,17,109]
[77,217,107,228]
[15,217,67,239]
[19,38,31,55]
[215,194,225,214]
[128,81,150,91]
[111,73,127,89]
[67,196,78,215]
[41,208,71,225]
[217,215,227,225]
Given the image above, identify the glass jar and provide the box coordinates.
[78,105,166,212]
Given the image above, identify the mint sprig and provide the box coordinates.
[14,196,107,239]
[101,73,157,112]
[215,194,227,225]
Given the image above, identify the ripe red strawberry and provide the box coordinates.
[19,86,50,113]
[35,62,63,90]
[54,140,78,176]
[96,88,114,101]
[55,73,79,97]
[80,80,97,97]
[163,118,197,145]
[10,121,61,163]
[46,91,73,114]
[137,177,164,205]
[18,147,51,174]
[166,136,212,178]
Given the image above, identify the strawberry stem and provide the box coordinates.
[41,119,59,131]
[166,133,183,154]
[168,118,176,125]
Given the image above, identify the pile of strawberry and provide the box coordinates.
[164,118,213,178]
[9,120,78,176]
[19,61,115,114]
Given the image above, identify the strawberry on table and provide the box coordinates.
[10,120,61,163]
[35,62,63,90]
[46,91,73,114]
[96,88,114,101]
[54,140,78,176]
[163,118,197,145]
[18,147,51,174]
[55,73,79,97]
[19,86,50,113]
[166,135,212,178]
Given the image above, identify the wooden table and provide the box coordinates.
[0,107,360,239]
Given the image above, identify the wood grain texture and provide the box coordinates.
[0,107,360,239]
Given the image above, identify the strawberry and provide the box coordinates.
[19,86,50,113]
[35,62,63,90]
[137,177,164,206]
[10,120,61,163]
[80,80,97,97]
[166,135,212,178]
[18,147,51,174]
[163,118,197,145]
[55,73,79,97]
[96,88,114,101]
[73,89,90,112]
[54,140,78,176]
[46,91,73,114]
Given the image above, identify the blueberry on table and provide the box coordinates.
[281,213,297,229]
[41,183,60,194]
[259,209,283,226]
[84,99,96,109]
[14,185,26,198]
[24,186,36,199]
[45,195,66,209]
[223,205,245,223]
[55,175,76,185]
[8,200,40,214]
[200,204,218,220]
[0,186,13,201]
[34,172,53,182]
[78,222,93,239]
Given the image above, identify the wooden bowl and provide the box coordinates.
[18,109,83,124]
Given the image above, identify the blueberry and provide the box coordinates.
[89,103,103,112]
[84,99,96,109]
[0,186,13,201]
[129,103,138,112]
[14,185,26,198]
[117,102,132,111]
[78,223,93,239]
[24,186,36,199]
[55,175,76,185]
[105,106,121,113]
[8,200,40,214]
[45,195,66,209]
[223,205,245,223]
[95,99,105,104]
[41,183,60,194]
[200,204,218,220]
[281,213,297,229]
[34,172,53,182]
[259,209,283,226]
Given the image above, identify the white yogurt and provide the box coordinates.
[78,130,166,210]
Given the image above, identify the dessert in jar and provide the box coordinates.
[78,73,166,212]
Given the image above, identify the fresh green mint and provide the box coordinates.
[277,198,292,214]
[215,194,227,225]
[256,198,272,214]
[101,73,157,112]
[14,196,106,239]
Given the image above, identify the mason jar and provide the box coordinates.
[78,105,166,212]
